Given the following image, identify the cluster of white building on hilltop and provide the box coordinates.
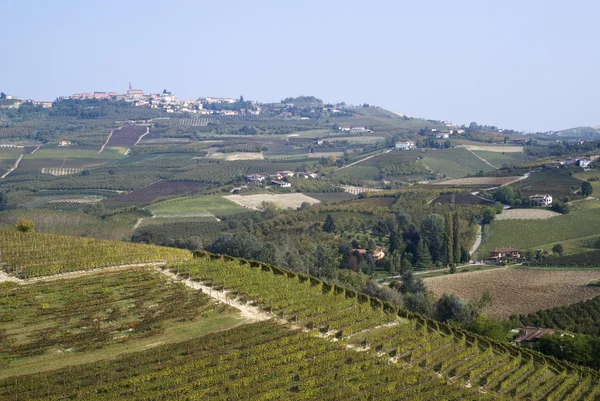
[57,84,260,115]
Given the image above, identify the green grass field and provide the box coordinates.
[574,170,600,194]
[511,168,584,198]
[148,195,246,217]
[422,148,494,179]
[471,150,529,168]
[479,208,600,256]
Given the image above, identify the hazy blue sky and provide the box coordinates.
[1,0,598,132]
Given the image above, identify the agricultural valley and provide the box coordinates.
[2,91,600,400]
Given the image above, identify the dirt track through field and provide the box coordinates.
[464,147,496,169]
[157,267,270,322]
[0,154,23,178]
[98,128,117,153]
[0,262,164,285]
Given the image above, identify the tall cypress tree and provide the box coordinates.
[453,212,461,263]
[444,214,454,266]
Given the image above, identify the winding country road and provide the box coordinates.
[1,154,23,178]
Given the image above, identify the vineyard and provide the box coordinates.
[513,295,600,336]
[0,243,599,399]
[40,167,83,176]
[177,117,215,126]
[104,125,148,148]
[0,321,503,401]
[0,230,191,278]
[159,255,600,400]
[526,250,600,267]
[19,195,105,210]
[0,268,233,371]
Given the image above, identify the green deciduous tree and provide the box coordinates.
[15,218,35,233]
[482,207,496,224]
[311,244,338,279]
[434,293,475,323]
[581,181,593,196]
[552,243,564,255]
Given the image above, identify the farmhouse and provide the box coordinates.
[576,158,592,168]
[339,126,351,132]
[349,126,372,133]
[58,140,72,146]
[514,328,555,345]
[271,180,291,188]
[529,194,552,207]
[395,141,416,150]
[371,249,385,261]
[246,174,265,183]
[487,248,521,262]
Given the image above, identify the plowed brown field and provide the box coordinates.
[425,268,600,318]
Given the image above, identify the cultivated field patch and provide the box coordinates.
[208,152,264,160]
[326,136,385,143]
[495,209,560,220]
[308,151,344,158]
[341,185,383,195]
[104,125,148,149]
[425,268,600,318]
[224,193,320,210]
[104,181,207,206]
[0,267,242,379]
[431,193,495,205]
[148,195,245,217]
[479,208,600,256]
[463,145,524,153]
[430,176,522,186]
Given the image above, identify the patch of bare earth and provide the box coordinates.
[425,268,600,318]
[209,152,264,161]
[308,152,344,158]
[224,194,320,210]
[496,209,560,220]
